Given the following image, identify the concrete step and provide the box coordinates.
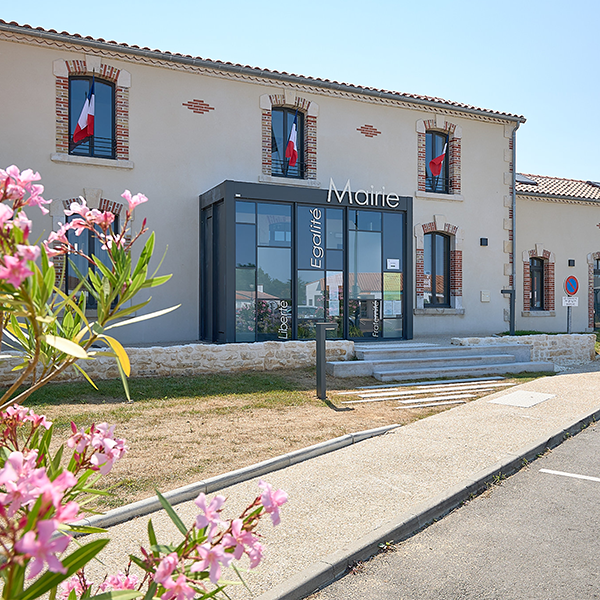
[327,353,518,378]
[373,361,556,382]
[354,343,532,363]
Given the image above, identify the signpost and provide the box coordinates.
[564,276,579,334]
[316,322,337,400]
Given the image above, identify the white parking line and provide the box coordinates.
[540,468,600,483]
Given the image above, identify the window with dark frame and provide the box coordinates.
[423,232,450,307]
[271,108,304,178]
[530,257,544,310]
[425,131,449,193]
[65,214,119,309]
[69,77,116,159]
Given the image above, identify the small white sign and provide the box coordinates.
[387,258,400,270]
[562,296,579,307]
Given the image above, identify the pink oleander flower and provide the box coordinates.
[191,543,233,584]
[38,470,78,512]
[122,189,148,213]
[0,203,14,226]
[0,254,33,287]
[17,244,41,262]
[154,552,179,586]
[68,422,127,475]
[59,573,91,600]
[87,209,115,229]
[161,573,195,600]
[2,166,39,201]
[258,480,288,526]
[99,572,139,591]
[0,450,49,516]
[64,198,90,218]
[11,210,32,235]
[26,184,52,214]
[194,492,226,537]
[222,518,263,567]
[46,221,72,247]
[15,519,70,578]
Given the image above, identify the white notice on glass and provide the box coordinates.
[383,301,393,317]
[393,300,402,316]
[387,258,400,270]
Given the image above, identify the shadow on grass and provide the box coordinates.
[18,372,305,407]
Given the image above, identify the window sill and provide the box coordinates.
[51,153,134,170]
[258,175,320,188]
[415,190,463,202]
[521,311,556,317]
[414,308,465,316]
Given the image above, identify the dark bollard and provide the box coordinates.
[316,322,337,400]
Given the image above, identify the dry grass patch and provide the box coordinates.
[20,368,546,509]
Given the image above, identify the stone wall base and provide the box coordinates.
[0,341,356,386]
[451,334,596,366]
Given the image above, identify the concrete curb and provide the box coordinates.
[71,424,402,532]
[255,405,600,600]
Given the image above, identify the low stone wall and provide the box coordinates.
[451,334,597,365]
[0,340,356,385]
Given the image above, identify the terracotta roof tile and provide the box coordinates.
[516,174,600,202]
[0,19,525,122]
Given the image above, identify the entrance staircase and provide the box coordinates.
[326,341,556,382]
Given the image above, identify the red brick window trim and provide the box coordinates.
[415,219,462,310]
[522,248,555,312]
[54,59,130,161]
[416,118,462,195]
[587,252,600,329]
[260,93,318,180]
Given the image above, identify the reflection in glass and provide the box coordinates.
[326,208,344,249]
[236,224,255,267]
[236,268,256,342]
[383,319,403,338]
[257,298,292,341]
[349,231,382,300]
[349,209,381,232]
[325,271,344,338]
[349,299,382,338]
[424,232,449,306]
[383,212,404,271]
[236,201,255,224]
[257,203,291,246]
[297,270,325,339]
[257,247,291,298]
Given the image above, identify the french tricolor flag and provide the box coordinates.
[73,79,95,145]
[429,143,447,177]
[285,113,298,167]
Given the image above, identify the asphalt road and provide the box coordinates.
[311,423,600,600]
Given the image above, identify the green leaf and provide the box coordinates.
[142,582,157,600]
[115,354,131,401]
[147,519,159,558]
[16,538,109,600]
[43,335,88,359]
[140,274,172,289]
[129,555,154,573]
[105,305,180,331]
[98,335,131,376]
[63,524,107,535]
[84,592,141,600]
[156,489,188,536]
[72,363,99,390]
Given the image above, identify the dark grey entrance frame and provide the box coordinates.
[199,180,413,343]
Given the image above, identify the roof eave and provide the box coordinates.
[0,21,526,123]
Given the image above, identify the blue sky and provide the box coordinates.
[2,0,598,180]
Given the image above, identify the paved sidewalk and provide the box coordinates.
[82,364,600,600]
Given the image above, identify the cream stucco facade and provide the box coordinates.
[0,21,543,344]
